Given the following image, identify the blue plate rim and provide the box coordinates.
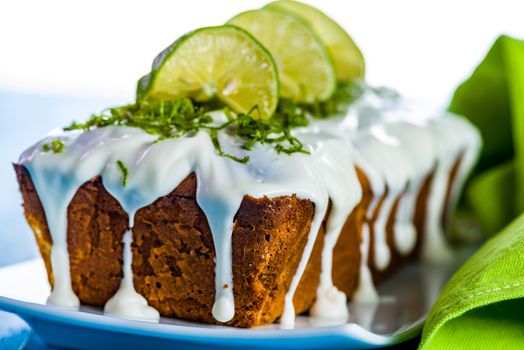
[0,295,417,347]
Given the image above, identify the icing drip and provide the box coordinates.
[424,116,481,261]
[373,194,396,270]
[304,134,362,323]
[353,223,379,302]
[393,189,418,256]
[351,126,414,271]
[103,221,160,322]
[309,286,349,322]
[280,203,327,329]
[281,131,362,327]
[24,167,80,308]
[385,122,437,256]
[424,162,453,261]
[21,127,157,308]
[441,117,482,229]
[195,158,244,323]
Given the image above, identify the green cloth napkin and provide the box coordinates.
[450,35,524,234]
[419,214,524,349]
[420,35,524,349]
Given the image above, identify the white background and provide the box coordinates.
[0,0,523,106]
[0,0,523,265]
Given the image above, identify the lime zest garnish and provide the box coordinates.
[41,139,64,154]
[116,160,129,188]
[63,97,314,163]
[301,80,365,119]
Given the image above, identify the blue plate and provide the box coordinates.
[0,297,400,350]
[0,91,472,349]
[0,255,470,350]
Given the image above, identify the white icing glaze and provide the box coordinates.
[298,131,362,323]
[22,120,361,326]
[423,115,481,261]
[385,122,436,256]
[278,130,363,327]
[440,115,482,230]
[21,127,157,308]
[18,87,481,327]
[351,126,414,270]
[309,286,349,322]
[353,223,379,303]
[104,228,160,322]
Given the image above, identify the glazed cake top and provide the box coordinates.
[19,86,481,326]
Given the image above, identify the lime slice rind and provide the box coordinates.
[136,73,152,100]
[266,0,365,81]
[138,26,280,120]
[228,8,336,103]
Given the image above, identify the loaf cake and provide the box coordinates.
[14,1,481,329]
[15,86,481,328]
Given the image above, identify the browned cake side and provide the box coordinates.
[14,165,327,327]
[331,167,369,297]
[15,161,439,327]
[16,165,130,305]
[411,157,463,258]
[130,173,324,327]
[412,172,435,257]
[441,156,463,230]
[15,165,54,286]
[67,177,129,305]
[366,189,408,282]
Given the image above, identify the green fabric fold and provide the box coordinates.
[450,35,524,233]
[420,35,524,349]
[419,213,524,349]
[466,161,516,234]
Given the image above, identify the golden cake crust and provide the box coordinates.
[15,164,326,327]
[15,159,451,327]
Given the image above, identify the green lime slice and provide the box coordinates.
[137,26,279,119]
[266,0,365,81]
[228,8,336,103]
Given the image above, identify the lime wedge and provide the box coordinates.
[137,26,279,119]
[228,8,336,103]
[266,0,365,81]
